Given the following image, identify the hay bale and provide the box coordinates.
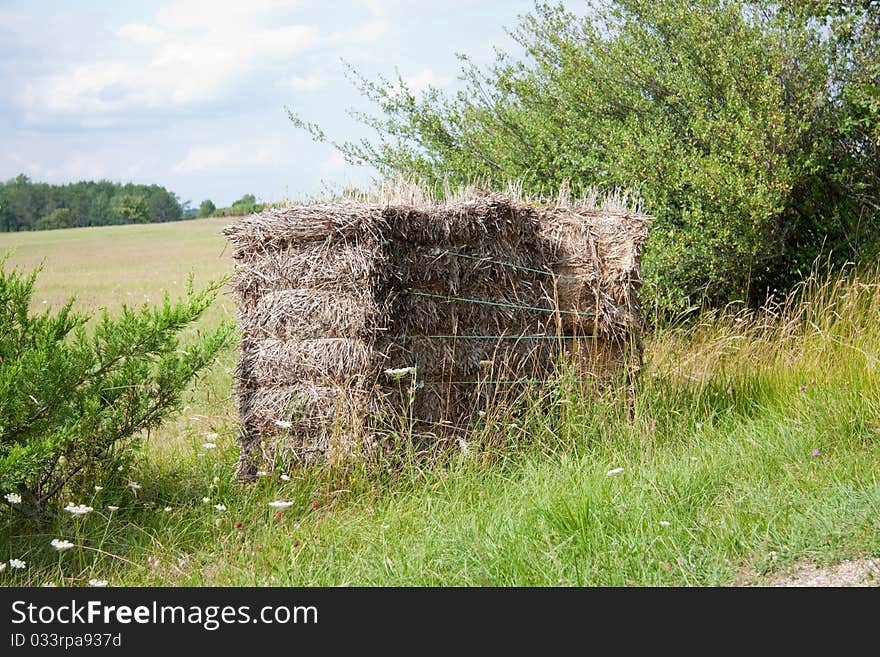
[224,187,648,476]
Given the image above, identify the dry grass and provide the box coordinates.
[0,218,237,328]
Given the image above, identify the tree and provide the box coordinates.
[292,0,879,315]
[0,262,233,515]
[112,194,151,224]
[35,208,72,231]
[231,194,257,215]
[145,185,183,222]
[199,199,216,217]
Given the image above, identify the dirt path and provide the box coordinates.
[740,558,880,587]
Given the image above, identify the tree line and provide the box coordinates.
[0,175,185,232]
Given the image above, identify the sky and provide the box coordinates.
[0,0,540,208]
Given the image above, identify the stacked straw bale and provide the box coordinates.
[224,190,648,477]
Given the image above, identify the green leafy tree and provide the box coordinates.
[0,263,233,515]
[231,194,257,215]
[112,194,151,224]
[35,208,72,231]
[199,199,216,217]
[293,0,879,315]
[145,185,183,222]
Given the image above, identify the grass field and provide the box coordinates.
[1,220,879,586]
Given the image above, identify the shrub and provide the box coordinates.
[0,262,233,515]
[292,1,879,317]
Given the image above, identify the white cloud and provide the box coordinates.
[320,151,348,173]
[156,0,295,30]
[116,24,165,45]
[402,68,451,95]
[173,145,230,173]
[280,76,326,91]
[19,1,322,118]
[174,142,282,174]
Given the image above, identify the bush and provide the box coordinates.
[292,1,879,317]
[0,262,233,515]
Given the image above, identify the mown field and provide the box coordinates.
[1,219,879,586]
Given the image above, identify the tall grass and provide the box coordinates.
[1,267,878,586]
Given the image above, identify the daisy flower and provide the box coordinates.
[63,503,93,515]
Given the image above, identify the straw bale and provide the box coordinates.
[239,288,386,340]
[239,338,377,386]
[224,187,649,472]
[380,335,566,379]
[241,381,372,438]
[231,236,379,302]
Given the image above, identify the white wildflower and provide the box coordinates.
[107,505,119,511]
[163,507,172,512]
[204,432,218,440]
[256,470,268,477]
[202,497,211,504]
[0,562,6,572]
[280,474,291,481]
[293,523,301,530]
[128,481,141,491]
[4,492,21,504]
[605,468,624,477]
[63,503,93,515]
[87,579,108,587]
[213,504,226,512]
[202,442,217,449]
[659,521,671,527]
[50,539,75,551]
[380,524,390,530]
[274,420,293,429]
[384,366,416,379]
[9,558,26,569]
[94,486,103,491]
[457,438,471,457]
[268,501,294,509]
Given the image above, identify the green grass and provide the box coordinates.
[1,221,878,586]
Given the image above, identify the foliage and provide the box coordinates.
[198,199,216,217]
[112,194,151,224]
[210,194,268,217]
[0,262,233,515]
[35,208,72,231]
[0,175,185,232]
[292,0,880,315]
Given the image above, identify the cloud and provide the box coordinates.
[402,68,452,95]
[173,145,230,173]
[18,1,323,120]
[320,150,348,173]
[280,75,326,91]
[174,141,281,174]
[116,23,165,45]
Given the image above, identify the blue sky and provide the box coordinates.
[0,0,540,208]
